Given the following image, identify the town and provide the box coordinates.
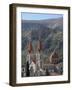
[21,40,63,77]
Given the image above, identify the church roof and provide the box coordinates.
[52,52,58,58]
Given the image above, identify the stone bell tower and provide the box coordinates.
[26,37,33,76]
[36,40,42,73]
[27,40,33,64]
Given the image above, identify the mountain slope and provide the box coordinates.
[21,17,63,65]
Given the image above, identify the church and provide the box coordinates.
[21,39,63,77]
[26,40,45,76]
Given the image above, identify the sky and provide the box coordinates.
[21,12,63,20]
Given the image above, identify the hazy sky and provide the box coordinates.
[21,12,63,20]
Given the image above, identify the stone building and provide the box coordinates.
[49,51,59,64]
[26,40,43,76]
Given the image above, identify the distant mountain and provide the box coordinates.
[22,17,63,30]
[22,22,49,31]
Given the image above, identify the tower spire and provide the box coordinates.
[28,35,32,53]
[28,40,32,53]
[37,40,42,52]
